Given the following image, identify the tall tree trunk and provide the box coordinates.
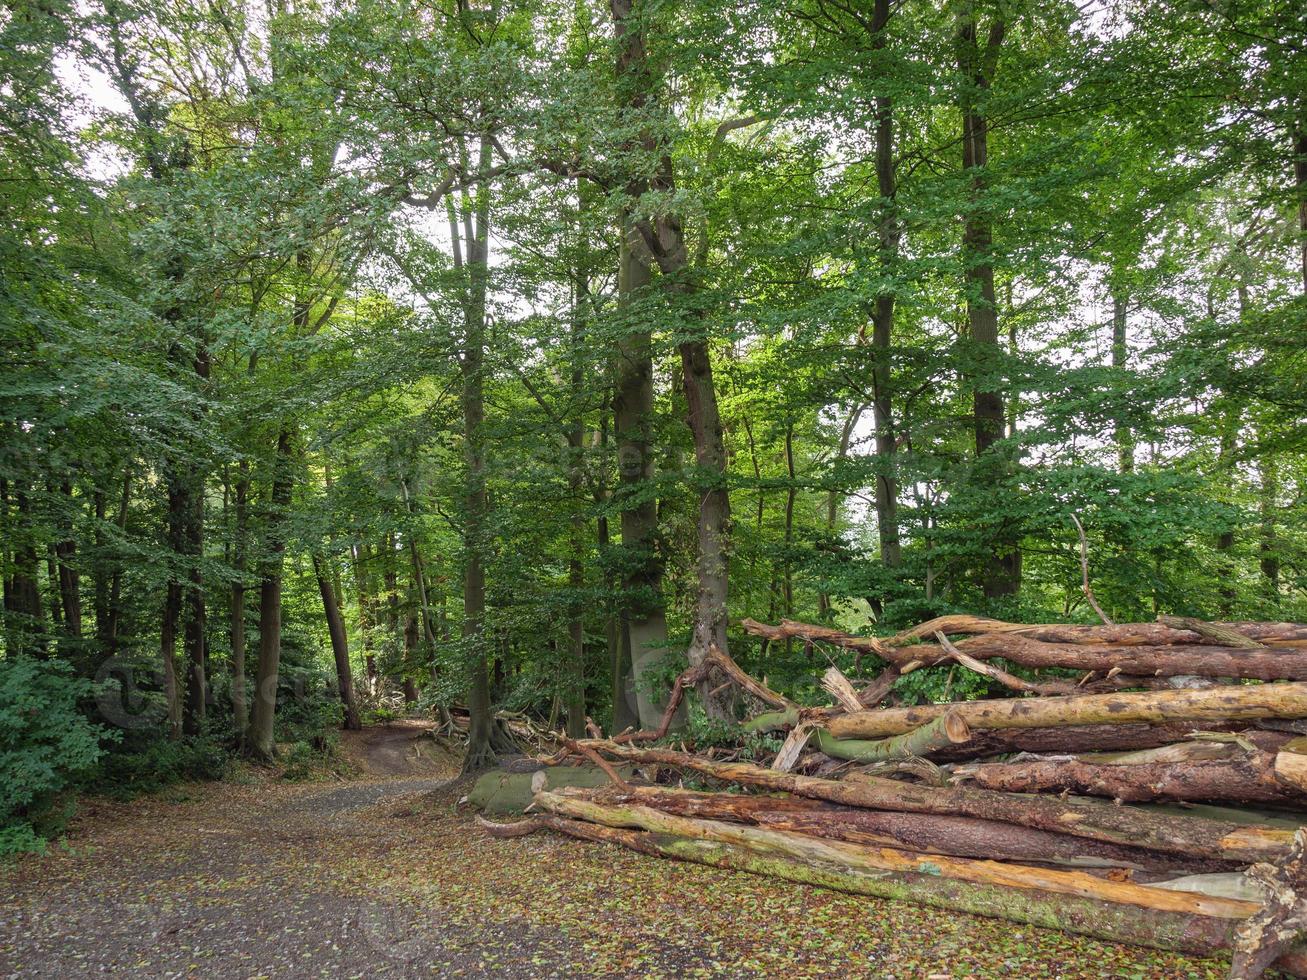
[1295,117,1306,295]
[1215,421,1237,619]
[459,136,503,773]
[54,481,81,644]
[230,459,249,740]
[352,542,377,691]
[161,482,185,739]
[103,467,131,655]
[248,427,294,758]
[1259,453,1280,602]
[565,239,590,739]
[612,227,671,731]
[868,0,901,574]
[314,553,360,730]
[606,0,735,709]
[1111,288,1134,473]
[957,8,1018,599]
[678,327,733,717]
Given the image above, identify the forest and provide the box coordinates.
[2,0,1306,960]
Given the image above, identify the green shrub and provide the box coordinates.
[0,656,110,856]
[85,731,229,799]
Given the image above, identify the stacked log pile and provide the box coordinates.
[483,615,1307,978]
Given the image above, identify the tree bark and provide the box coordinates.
[611,0,732,718]
[967,749,1307,806]
[868,0,901,573]
[743,618,1307,680]
[592,785,1235,873]
[248,427,294,759]
[612,228,670,731]
[535,790,1261,919]
[488,813,1307,975]
[314,553,360,730]
[230,463,248,739]
[826,681,1307,739]
[575,739,1295,864]
[458,135,503,773]
[957,7,1018,598]
[1111,288,1134,473]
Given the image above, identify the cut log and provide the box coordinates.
[533,789,1260,919]
[886,616,1307,648]
[483,813,1307,973]
[1234,829,1307,979]
[926,723,1283,763]
[743,619,1307,680]
[585,785,1237,874]
[825,682,1307,740]
[964,750,1307,806]
[810,713,970,763]
[570,740,1296,863]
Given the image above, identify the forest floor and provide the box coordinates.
[0,723,1270,979]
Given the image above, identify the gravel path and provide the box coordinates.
[0,726,1250,978]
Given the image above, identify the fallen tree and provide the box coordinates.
[963,748,1307,806]
[482,803,1307,976]
[823,683,1307,739]
[566,785,1238,874]
[742,619,1307,680]
[570,739,1295,864]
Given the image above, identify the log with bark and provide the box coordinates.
[742,618,1307,679]
[963,747,1307,806]
[565,784,1237,874]
[823,682,1307,739]
[483,811,1307,973]
[571,739,1296,864]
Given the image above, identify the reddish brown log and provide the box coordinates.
[966,750,1307,806]
[890,616,1307,648]
[826,682,1307,739]
[589,786,1237,875]
[742,619,1307,680]
[572,739,1296,864]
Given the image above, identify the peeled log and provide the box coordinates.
[810,713,970,762]
[966,750,1307,806]
[485,813,1307,974]
[573,739,1295,864]
[587,785,1237,874]
[826,682,1307,740]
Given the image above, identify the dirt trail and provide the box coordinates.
[0,725,1241,978]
